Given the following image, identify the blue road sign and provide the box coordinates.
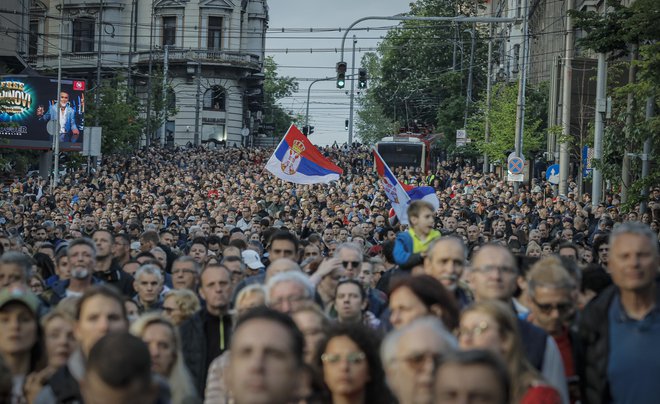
[546,164,560,185]
[508,156,524,175]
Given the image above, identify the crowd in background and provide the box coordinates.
[0,143,658,404]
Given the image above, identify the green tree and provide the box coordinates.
[467,82,546,164]
[263,56,300,137]
[355,53,399,144]
[570,0,659,208]
[86,78,144,154]
[356,0,487,147]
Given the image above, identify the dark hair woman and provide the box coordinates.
[315,323,394,404]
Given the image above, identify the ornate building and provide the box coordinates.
[22,0,268,146]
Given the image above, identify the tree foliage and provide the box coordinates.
[571,0,659,208]
[86,77,144,154]
[356,0,487,144]
[263,56,300,137]
[467,82,546,164]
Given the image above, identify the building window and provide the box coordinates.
[208,16,222,50]
[203,86,225,111]
[162,16,177,47]
[167,89,176,113]
[513,44,520,74]
[29,20,39,56]
[72,18,95,53]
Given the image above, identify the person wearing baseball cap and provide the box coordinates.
[0,286,46,404]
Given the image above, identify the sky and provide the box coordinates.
[266,0,412,145]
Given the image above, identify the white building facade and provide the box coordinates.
[25,0,268,146]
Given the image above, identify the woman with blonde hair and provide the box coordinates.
[458,300,561,404]
[130,313,200,404]
[161,289,201,326]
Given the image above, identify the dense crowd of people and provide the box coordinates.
[0,144,658,404]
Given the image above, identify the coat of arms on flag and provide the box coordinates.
[265,125,343,184]
[281,139,306,175]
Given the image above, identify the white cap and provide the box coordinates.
[241,249,264,270]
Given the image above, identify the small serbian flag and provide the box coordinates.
[373,147,412,225]
[265,125,343,184]
[73,81,85,91]
[402,184,440,211]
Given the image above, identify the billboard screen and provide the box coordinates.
[0,76,86,151]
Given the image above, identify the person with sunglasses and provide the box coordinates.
[525,256,581,403]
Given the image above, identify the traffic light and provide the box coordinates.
[336,61,347,89]
[345,119,349,131]
[302,125,315,136]
[358,68,367,89]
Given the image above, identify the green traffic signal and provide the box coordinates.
[336,61,347,89]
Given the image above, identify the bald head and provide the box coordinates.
[265,258,301,282]
[468,244,518,302]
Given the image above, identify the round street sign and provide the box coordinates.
[508,156,524,175]
[546,164,560,185]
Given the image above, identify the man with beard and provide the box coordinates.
[45,238,100,305]
[93,229,135,297]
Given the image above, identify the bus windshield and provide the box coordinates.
[376,142,425,170]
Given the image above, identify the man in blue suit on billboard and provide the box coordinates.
[38,91,80,142]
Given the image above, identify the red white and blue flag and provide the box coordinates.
[402,184,440,211]
[265,125,343,184]
[373,147,412,225]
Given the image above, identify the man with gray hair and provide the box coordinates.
[132,264,164,312]
[0,251,33,289]
[579,222,660,404]
[46,238,99,305]
[381,317,457,404]
[266,271,315,314]
[424,236,472,308]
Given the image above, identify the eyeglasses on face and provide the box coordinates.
[472,265,517,275]
[341,260,361,269]
[532,299,573,315]
[456,321,490,339]
[321,351,366,365]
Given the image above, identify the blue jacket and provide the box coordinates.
[42,104,78,136]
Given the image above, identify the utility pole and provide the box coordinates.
[591,0,607,208]
[127,0,136,98]
[559,0,574,196]
[95,0,103,127]
[194,61,201,146]
[160,44,169,147]
[640,97,654,214]
[52,0,64,190]
[145,2,155,147]
[621,45,637,203]
[348,35,356,147]
[513,0,530,193]
[483,24,493,173]
[305,76,334,129]
[463,28,476,129]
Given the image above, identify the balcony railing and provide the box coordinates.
[26,48,262,70]
[137,48,261,69]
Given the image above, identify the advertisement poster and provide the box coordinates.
[0,76,86,151]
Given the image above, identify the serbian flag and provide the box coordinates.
[265,125,343,184]
[402,184,440,211]
[373,147,412,225]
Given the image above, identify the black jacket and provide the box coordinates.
[180,310,232,397]
[577,284,617,404]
